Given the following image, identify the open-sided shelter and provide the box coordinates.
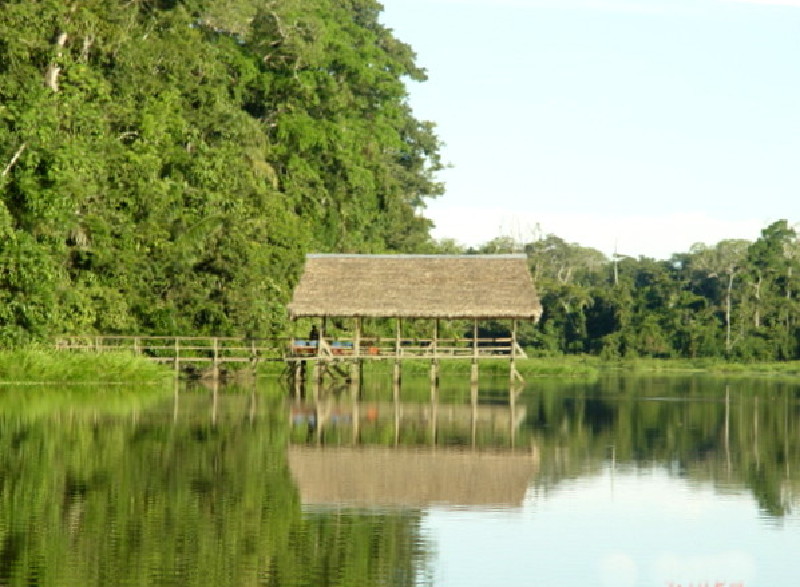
[287,254,541,364]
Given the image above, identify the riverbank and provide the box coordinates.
[333,355,800,380]
[4,348,799,385]
[0,348,173,384]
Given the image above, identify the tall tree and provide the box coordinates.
[0,0,443,343]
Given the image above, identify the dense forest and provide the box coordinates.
[0,0,444,344]
[486,219,800,362]
[1,1,798,361]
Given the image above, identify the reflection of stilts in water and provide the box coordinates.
[785,389,791,479]
[725,385,731,477]
[471,377,478,449]
[394,369,401,446]
[294,385,526,451]
[510,383,521,450]
[173,378,180,424]
[211,378,219,426]
[430,370,438,446]
[754,396,760,470]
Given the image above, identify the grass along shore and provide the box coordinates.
[0,348,173,384]
[337,355,800,380]
[3,347,800,384]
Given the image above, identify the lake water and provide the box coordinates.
[1,372,799,586]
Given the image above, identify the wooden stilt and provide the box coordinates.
[430,359,439,388]
[294,362,304,399]
[312,362,320,402]
[393,383,401,446]
[351,397,360,444]
[393,360,402,388]
[430,376,438,446]
[509,319,524,384]
[350,360,360,400]
[354,317,361,358]
[212,336,220,382]
[395,317,401,355]
[174,337,180,376]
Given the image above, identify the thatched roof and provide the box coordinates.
[288,446,538,508]
[288,254,542,320]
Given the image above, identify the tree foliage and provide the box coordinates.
[496,220,800,361]
[0,0,443,344]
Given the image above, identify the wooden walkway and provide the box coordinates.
[55,334,527,383]
[285,336,526,361]
[55,335,525,362]
[55,336,283,373]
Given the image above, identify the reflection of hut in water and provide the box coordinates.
[291,399,526,447]
[288,446,538,508]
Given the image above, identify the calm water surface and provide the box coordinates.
[1,374,799,586]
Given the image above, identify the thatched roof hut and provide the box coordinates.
[288,254,542,320]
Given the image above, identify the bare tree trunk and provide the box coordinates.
[2,143,26,178]
[753,275,762,329]
[725,271,733,352]
[45,31,69,92]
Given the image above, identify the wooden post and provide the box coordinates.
[212,337,220,381]
[317,317,326,358]
[471,319,479,385]
[430,377,438,445]
[174,337,180,376]
[393,316,402,388]
[393,382,401,446]
[294,362,304,399]
[393,361,402,388]
[312,362,320,402]
[510,320,523,384]
[510,379,517,450]
[354,317,361,358]
[430,318,439,388]
[350,360,360,399]
[250,338,258,377]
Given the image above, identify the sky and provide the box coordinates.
[379,0,800,259]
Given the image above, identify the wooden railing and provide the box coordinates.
[55,335,526,364]
[285,336,526,360]
[55,336,284,368]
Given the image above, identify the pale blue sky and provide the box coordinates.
[380,0,800,259]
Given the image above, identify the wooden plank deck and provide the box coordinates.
[284,336,527,361]
[54,335,526,365]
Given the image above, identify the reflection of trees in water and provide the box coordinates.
[0,388,431,586]
[523,375,800,517]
